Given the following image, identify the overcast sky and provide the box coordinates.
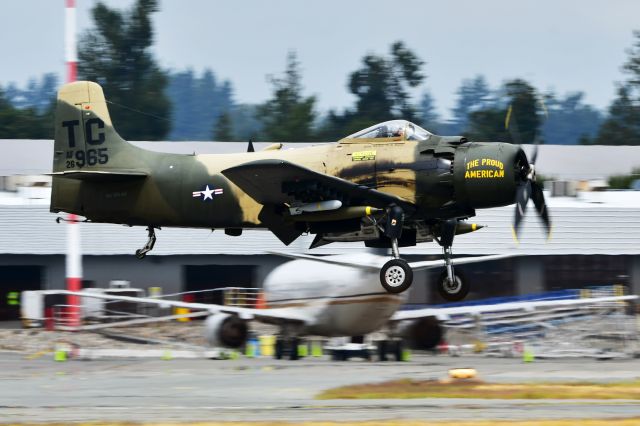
[1,0,639,119]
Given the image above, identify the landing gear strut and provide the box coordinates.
[435,220,469,301]
[135,226,156,259]
[380,206,413,294]
[437,246,468,301]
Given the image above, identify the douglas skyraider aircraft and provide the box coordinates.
[50,81,550,298]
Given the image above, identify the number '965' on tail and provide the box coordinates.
[50,81,148,215]
[51,81,148,179]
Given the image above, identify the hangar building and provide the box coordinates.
[1,140,640,320]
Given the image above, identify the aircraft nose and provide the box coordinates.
[453,142,521,209]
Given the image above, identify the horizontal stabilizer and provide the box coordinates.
[49,170,148,182]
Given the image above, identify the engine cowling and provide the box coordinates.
[398,316,443,350]
[453,142,522,209]
[204,313,249,348]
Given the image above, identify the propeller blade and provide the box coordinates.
[530,135,540,164]
[505,105,523,145]
[513,181,531,240]
[531,181,551,238]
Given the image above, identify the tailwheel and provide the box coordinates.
[437,270,469,301]
[380,259,413,294]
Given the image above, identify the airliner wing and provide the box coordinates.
[268,252,514,271]
[64,291,308,325]
[391,295,638,322]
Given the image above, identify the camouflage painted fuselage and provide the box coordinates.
[51,82,524,240]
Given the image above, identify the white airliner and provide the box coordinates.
[65,252,637,360]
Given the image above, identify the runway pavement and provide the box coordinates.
[1,352,640,423]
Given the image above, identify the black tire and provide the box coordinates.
[392,340,403,362]
[437,270,469,302]
[289,337,299,361]
[377,340,388,362]
[274,338,284,360]
[380,259,413,293]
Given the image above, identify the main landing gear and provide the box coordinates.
[135,226,157,259]
[380,238,413,294]
[435,220,468,302]
[378,214,469,301]
[436,245,469,301]
[380,205,413,294]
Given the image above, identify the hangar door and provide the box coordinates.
[183,265,256,305]
[0,266,43,321]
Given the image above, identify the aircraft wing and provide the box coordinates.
[268,251,514,272]
[64,291,308,325]
[390,295,638,322]
[221,159,414,211]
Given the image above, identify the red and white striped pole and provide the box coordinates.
[65,0,81,328]
[65,0,77,82]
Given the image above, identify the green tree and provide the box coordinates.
[467,79,540,143]
[542,91,602,145]
[349,41,424,122]
[593,31,640,145]
[593,86,640,145]
[5,73,58,113]
[229,104,264,142]
[450,75,493,135]
[78,0,171,140]
[167,69,233,141]
[213,111,234,141]
[318,41,425,140]
[257,52,317,142]
[608,167,640,189]
[417,90,440,133]
[0,88,52,139]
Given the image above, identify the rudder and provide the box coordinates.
[53,81,133,173]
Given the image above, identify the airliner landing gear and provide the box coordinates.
[380,206,413,294]
[274,336,301,360]
[376,339,404,361]
[135,226,156,259]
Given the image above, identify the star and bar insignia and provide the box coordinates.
[192,185,223,201]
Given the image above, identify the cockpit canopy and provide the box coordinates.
[343,120,432,142]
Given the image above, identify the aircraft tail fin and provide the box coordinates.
[52,81,137,173]
[51,82,147,215]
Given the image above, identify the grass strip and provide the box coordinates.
[317,378,640,400]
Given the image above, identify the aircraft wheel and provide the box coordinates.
[392,340,404,362]
[380,259,413,294]
[135,249,146,259]
[274,338,284,360]
[289,337,300,361]
[377,340,388,362]
[437,270,469,302]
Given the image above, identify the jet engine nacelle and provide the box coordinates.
[204,313,249,348]
[398,316,443,350]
